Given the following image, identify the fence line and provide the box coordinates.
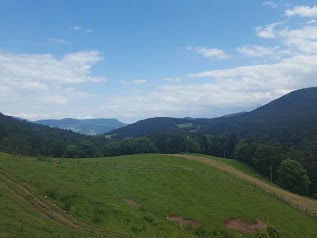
[35,157,317,219]
[1,149,316,219]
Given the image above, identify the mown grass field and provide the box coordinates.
[0,152,317,238]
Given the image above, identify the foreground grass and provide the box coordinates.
[0,153,317,237]
[172,154,317,216]
[0,179,96,238]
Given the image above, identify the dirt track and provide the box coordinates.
[0,169,125,238]
[168,154,317,217]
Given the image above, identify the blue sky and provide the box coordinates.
[1,0,317,123]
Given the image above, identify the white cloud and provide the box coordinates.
[121,79,147,85]
[195,47,231,60]
[307,19,317,24]
[188,54,317,92]
[262,2,278,9]
[0,50,106,119]
[237,45,279,57]
[285,5,317,18]
[72,25,93,33]
[133,80,147,84]
[197,47,231,59]
[279,25,317,53]
[0,50,106,84]
[256,22,282,38]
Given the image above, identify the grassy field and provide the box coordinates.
[0,152,317,238]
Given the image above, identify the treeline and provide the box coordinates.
[100,131,316,197]
[0,113,105,157]
[1,113,316,197]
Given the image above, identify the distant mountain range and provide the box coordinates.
[108,87,317,154]
[35,118,126,135]
[1,87,317,155]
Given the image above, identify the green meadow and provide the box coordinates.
[0,152,316,238]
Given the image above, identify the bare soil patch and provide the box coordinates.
[124,198,142,208]
[225,218,267,233]
[167,215,199,227]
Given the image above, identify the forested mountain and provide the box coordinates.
[108,87,317,155]
[108,117,194,139]
[0,113,105,157]
[197,87,317,154]
[35,118,126,135]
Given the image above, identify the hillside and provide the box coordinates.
[108,87,317,154]
[36,118,126,135]
[1,152,316,238]
[0,113,105,157]
[197,87,317,152]
[108,117,195,140]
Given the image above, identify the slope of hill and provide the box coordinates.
[108,87,317,154]
[1,152,316,238]
[0,113,105,157]
[36,118,126,135]
[197,87,317,152]
[108,117,195,139]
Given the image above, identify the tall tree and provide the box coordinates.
[277,159,311,195]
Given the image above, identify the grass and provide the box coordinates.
[0,152,317,237]
[176,123,193,128]
[172,154,317,216]
[0,180,89,238]
[193,154,270,181]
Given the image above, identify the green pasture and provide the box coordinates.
[0,152,316,238]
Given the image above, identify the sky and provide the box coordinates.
[0,0,317,123]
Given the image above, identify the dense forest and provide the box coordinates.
[1,88,317,197]
[0,113,105,157]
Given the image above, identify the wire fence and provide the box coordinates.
[39,157,317,219]
[1,148,316,219]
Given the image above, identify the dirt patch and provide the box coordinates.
[124,198,142,208]
[167,215,199,227]
[225,218,267,233]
